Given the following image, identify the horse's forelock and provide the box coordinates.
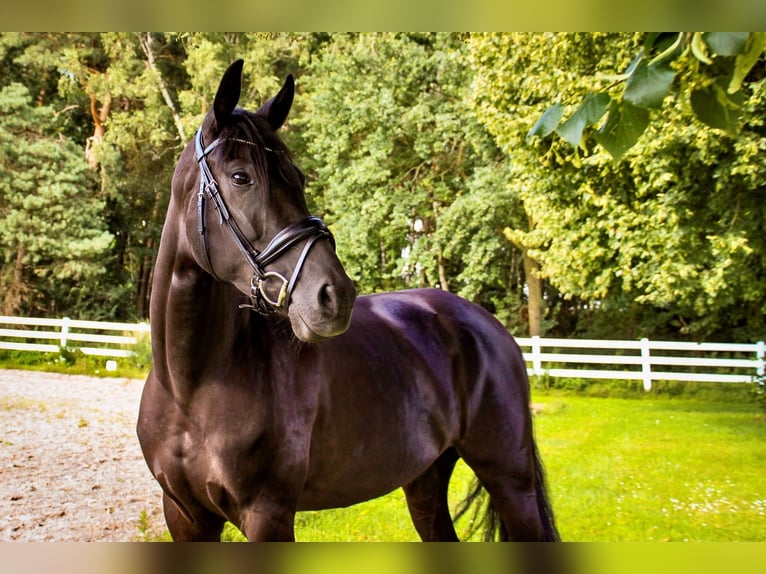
[218,112,301,192]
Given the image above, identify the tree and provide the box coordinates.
[296,33,531,330]
[3,32,761,341]
[0,83,114,317]
[466,34,640,335]
[1,33,171,318]
[1,32,318,319]
[470,33,766,340]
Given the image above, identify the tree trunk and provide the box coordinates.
[523,251,544,337]
[136,252,152,319]
[140,32,186,143]
[432,201,449,292]
[504,213,544,337]
[437,252,450,292]
[2,246,26,316]
[85,92,111,170]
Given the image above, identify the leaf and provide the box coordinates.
[690,83,743,134]
[579,92,612,124]
[729,32,764,94]
[691,32,713,64]
[555,92,610,148]
[593,100,649,160]
[623,53,643,78]
[527,103,564,139]
[643,33,664,53]
[646,33,684,66]
[704,32,750,57]
[624,57,676,109]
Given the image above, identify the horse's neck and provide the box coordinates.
[149,224,273,394]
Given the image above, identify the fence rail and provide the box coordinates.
[0,316,150,359]
[515,336,765,390]
[0,316,763,390]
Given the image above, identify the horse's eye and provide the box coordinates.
[231,172,251,187]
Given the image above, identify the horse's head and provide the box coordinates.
[173,60,355,342]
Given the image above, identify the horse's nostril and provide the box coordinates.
[315,277,355,324]
[319,284,336,312]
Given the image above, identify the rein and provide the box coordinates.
[195,128,335,315]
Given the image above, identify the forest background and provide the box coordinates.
[0,32,764,343]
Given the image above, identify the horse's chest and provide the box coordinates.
[140,372,321,521]
[160,392,312,491]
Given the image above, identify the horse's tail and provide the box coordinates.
[532,439,560,541]
[454,442,560,542]
[453,476,505,541]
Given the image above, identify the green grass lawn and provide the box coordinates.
[533,394,766,541]
[219,391,766,542]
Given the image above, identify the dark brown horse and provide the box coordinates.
[137,60,558,542]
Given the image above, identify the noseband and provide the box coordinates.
[195,128,335,315]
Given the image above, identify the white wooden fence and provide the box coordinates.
[516,336,765,390]
[0,316,763,390]
[0,316,150,359]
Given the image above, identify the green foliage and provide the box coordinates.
[0,348,149,379]
[593,99,649,159]
[530,375,755,402]
[531,32,766,159]
[0,81,115,318]
[1,33,314,320]
[129,331,153,371]
[752,375,766,413]
[134,509,171,542]
[555,92,611,147]
[0,32,764,342]
[469,33,766,340]
[623,56,676,109]
[435,165,526,329]
[296,32,522,327]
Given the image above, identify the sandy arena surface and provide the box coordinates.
[0,369,165,541]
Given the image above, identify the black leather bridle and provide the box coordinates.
[195,128,335,315]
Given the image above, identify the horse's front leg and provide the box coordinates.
[238,492,298,541]
[163,493,226,541]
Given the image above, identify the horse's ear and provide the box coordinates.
[257,75,294,131]
[213,59,244,129]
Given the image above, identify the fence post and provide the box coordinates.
[531,335,543,376]
[640,337,652,391]
[757,341,765,377]
[59,317,70,349]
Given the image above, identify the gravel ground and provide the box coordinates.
[0,369,165,541]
